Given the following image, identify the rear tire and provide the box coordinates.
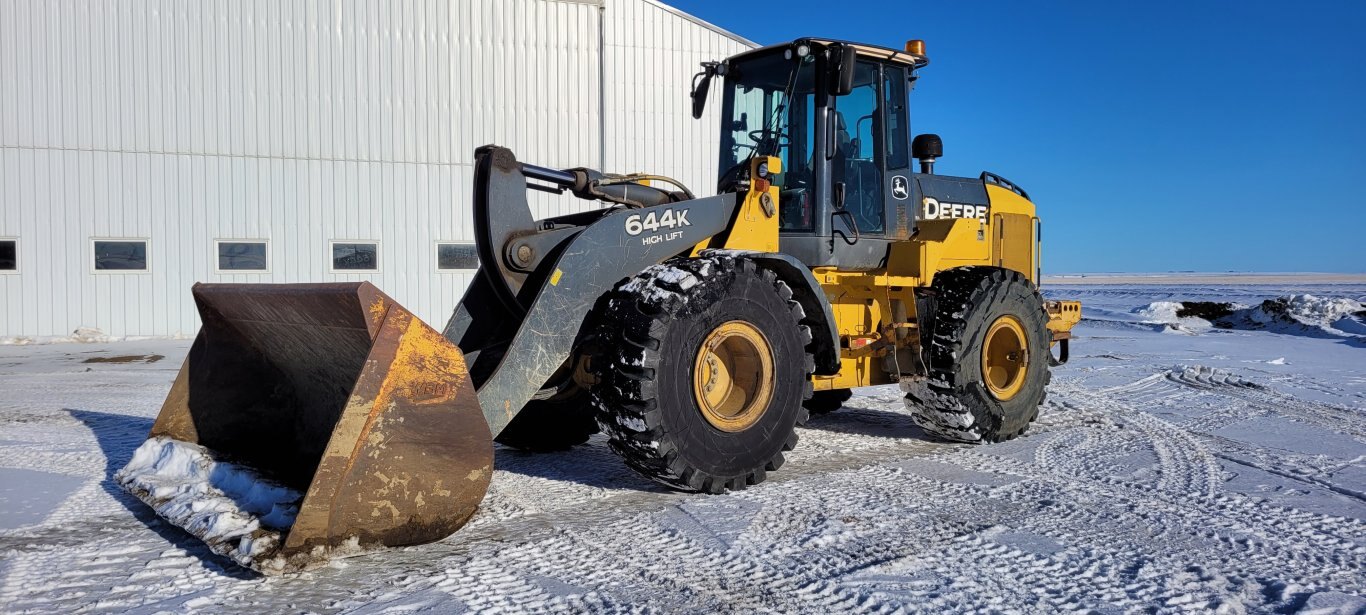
[805,389,852,415]
[590,256,814,493]
[904,267,1050,443]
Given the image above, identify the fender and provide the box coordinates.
[701,249,841,376]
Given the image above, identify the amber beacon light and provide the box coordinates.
[905,39,926,56]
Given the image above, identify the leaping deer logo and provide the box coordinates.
[891,175,909,200]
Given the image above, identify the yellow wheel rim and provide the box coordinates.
[982,315,1029,401]
[693,320,775,432]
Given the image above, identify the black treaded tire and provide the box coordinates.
[589,256,815,494]
[805,389,853,415]
[904,267,1051,443]
[494,387,599,452]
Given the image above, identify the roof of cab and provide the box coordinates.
[726,37,928,69]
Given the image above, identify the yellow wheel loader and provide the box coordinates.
[117,38,1082,574]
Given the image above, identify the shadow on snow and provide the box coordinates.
[65,398,938,578]
[67,408,258,580]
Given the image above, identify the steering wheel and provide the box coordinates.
[717,158,751,194]
[747,129,790,151]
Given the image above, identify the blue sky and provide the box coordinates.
[665,1,1366,273]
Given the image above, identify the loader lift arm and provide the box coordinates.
[446,146,743,436]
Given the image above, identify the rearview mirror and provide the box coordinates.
[691,62,720,119]
[831,45,857,96]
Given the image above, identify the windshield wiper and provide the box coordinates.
[756,61,801,158]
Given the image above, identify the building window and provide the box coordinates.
[93,239,149,272]
[215,240,269,272]
[436,242,479,271]
[330,241,379,272]
[0,239,15,272]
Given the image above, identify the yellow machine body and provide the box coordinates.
[708,158,1081,392]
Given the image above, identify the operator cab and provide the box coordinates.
[693,38,983,270]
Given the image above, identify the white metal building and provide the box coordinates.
[0,0,754,339]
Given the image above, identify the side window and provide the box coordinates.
[0,239,15,272]
[93,239,150,272]
[778,93,818,232]
[833,61,886,234]
[883,65,910,170]
[215,240,269,272]
[435,242,479,271]
[330,241,379,272]
[842,71,878,161]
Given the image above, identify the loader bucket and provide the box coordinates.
[115,283,492,574]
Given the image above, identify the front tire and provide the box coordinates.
[904,267,1051,443]
[590,256,814,493]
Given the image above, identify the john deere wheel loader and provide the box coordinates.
[117,38,1081,574]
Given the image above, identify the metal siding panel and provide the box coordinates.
[60,149,77,335]
[603,0,751,198]
[0,0,16,147]
[24,150,46,336]
[0,150,16,335]
[131,0,148,154]
[17,1,37,147]
[184,0,201,154]
[146,153,164,337]
[0,0,748,336]
[71,151,89,334]
[228,0,244,156]
[177,154,199,335]
[71,0,89,149]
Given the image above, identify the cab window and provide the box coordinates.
[883,65,910,170]
[719,51,818,231]
[833,61,886,234]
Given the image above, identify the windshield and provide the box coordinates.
[718,51,817,194]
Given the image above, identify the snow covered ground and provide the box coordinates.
[1,282,1363,613]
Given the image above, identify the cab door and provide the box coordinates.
[829,60,890,269]
[829,60,919,268]
[833,60,885,238]
[879,64,914,239]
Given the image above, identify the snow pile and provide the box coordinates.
[1246,295,1363,332]
[1186,294,1366,343]
[0,327,191,345]
[69,326,117,343]
[115,437,302,574]
[1132,301,1184,324]
[1126,295,1364,342]
[0,327,115,345]
[1132,301,1217,333]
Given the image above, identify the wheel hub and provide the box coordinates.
[982,315,1029,401]
[693,320,775,432]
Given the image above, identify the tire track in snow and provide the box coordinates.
[1071,367,1365,503]
[1048,386,1362,547]
[966,385,1365,595]
[949,446,1364,608]
[4,342,1365,612]
[1100,365,1366,440]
